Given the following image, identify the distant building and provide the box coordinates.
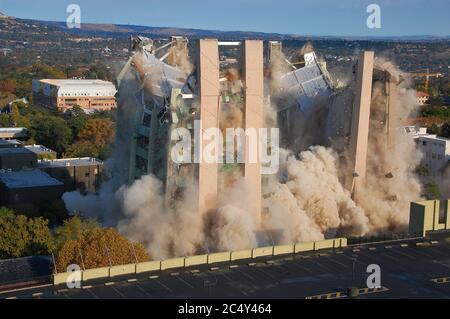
[0,147,37,170]
[416,91,430,106]
[38,157,103,193]
[401,126,428,139]
[0,127,27,139]
[0,139,22,149]
[24,144,57,160]
[0,169,64,212]
[32,79,117,112]
[417,135,450,176]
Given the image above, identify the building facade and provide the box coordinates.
[38,157,103,193]
[417,135,450,176]
[0,169,64,213]
[416,91,430,106]
[32,79,117,112]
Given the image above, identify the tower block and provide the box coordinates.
[242,40,264,226]
[197,39,220,216]
[349,51,374,198]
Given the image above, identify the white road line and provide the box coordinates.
[176,276,195,289]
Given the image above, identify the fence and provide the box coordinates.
[53,237,347,285]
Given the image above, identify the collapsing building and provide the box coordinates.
[120,36,404,226]
[123,36,264,225]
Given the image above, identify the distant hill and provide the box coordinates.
[35,20,450,41]
[4,13,449,41]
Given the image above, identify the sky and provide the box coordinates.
[0,0,449,37]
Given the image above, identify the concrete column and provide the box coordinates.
[349,51,374,198]
[386,74,398,149]
[197,39,219,216]
[242,40,263,226]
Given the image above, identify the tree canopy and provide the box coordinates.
[0,208,54,259]
[55,227,149,273]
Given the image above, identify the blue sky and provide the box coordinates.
[0,0,449,36]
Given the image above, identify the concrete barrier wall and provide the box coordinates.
[252,246,274,258]
[273,244,294,256]
[314,239,335,250]
[82,267,110,281]
[110,264,136,277]
[208,252,231,264]
[231,249,252,261]
[161,257,185,270]
[136,261,161,273]
[54,272,73,285]
[54,238,348,285]
[294,242,315,253]
[185,254,208,267]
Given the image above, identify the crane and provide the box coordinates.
[410,68,443,92]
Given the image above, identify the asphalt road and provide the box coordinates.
[2,237,450,299]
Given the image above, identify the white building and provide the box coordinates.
[401,126,428,139]
[417,134,450,176]
[32,79,117,111]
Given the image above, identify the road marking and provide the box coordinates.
[6,296,17,299]
[305,286,389,299]
[134,282,153,298]
[0,283,52,295]
[109,285,126,299]
[85,287,100,299]
[430,241,439,245]
[170,272,180,276]
[236,268,258,283]
[323,255,350,270]
[104,282,115,286]
[149,275,159,279]
[400,244,408,247]
[190,269,200,274]
[229,265,239,269]
[252,265,277,279]
[368,247,376,251]
[32,292,44,298]
[289,261,313,273]
[352,249,360,253]
[127,278,137,283]
[154,279,173,293]
[266,260,276,264]
[248,262,257,266]
[385,245,392,249]
[57,288,69,293]
[82,285,93,289]
[432,277,450,284]
[210,267,220,271]
[176,276,195,289]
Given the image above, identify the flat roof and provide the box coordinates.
[0,147,35,156]
[0,127,26,133]
[38,157,103,168]
[37,79,114,87]
[0,139,22,147]
[24,144,56,154]
[0,169,64,188]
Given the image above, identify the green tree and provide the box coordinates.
[30,115,73,155]
[0,209,54,259]
[64,118,114,159]
[53,215,99,251]
[424,181,441,200]
[65,105,88,139]
[440,123,450,138]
